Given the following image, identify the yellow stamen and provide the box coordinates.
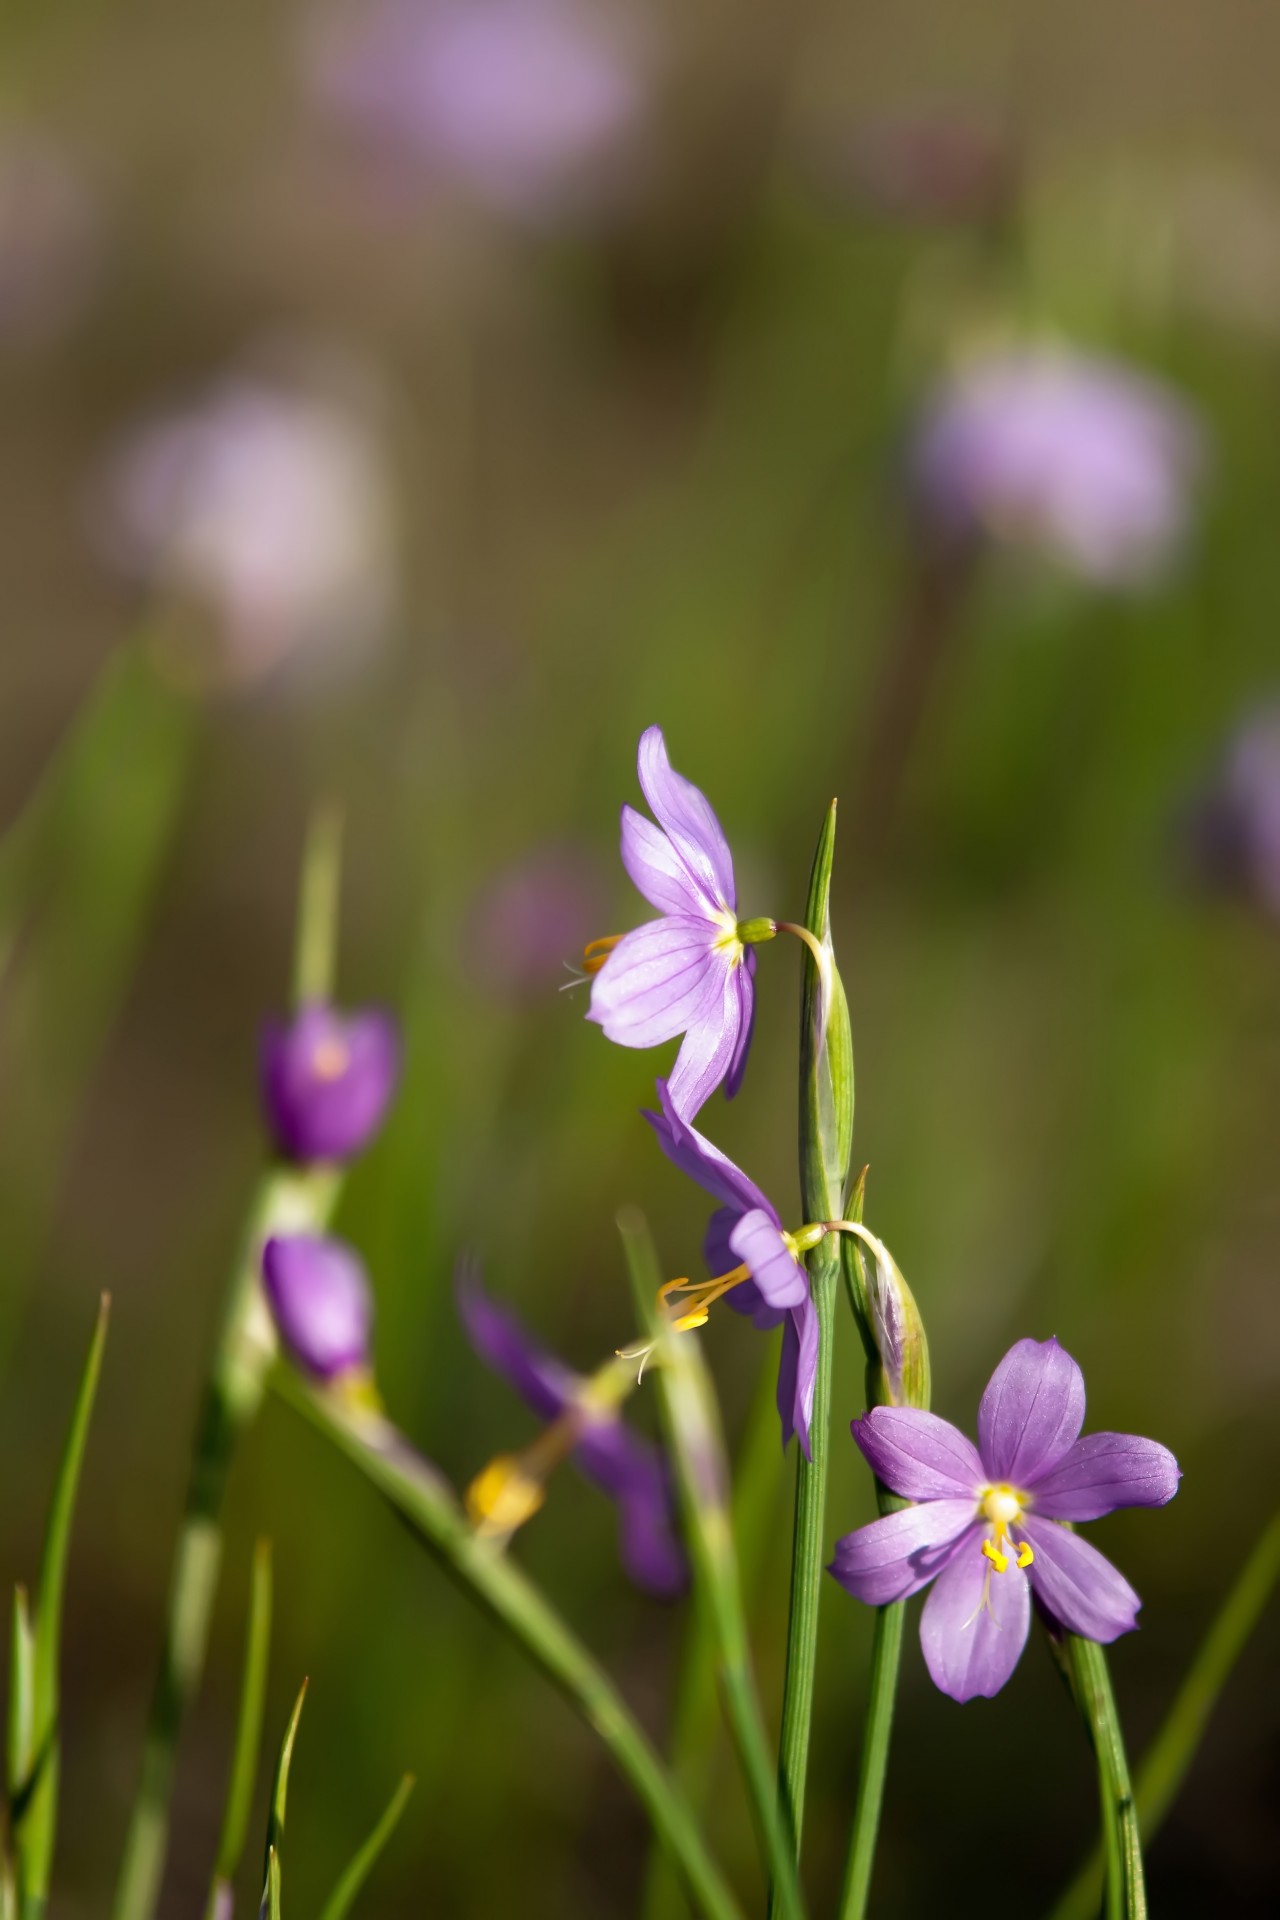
[981,1539,1010,1575]
[311,1036,350,1081]
[466,1454,547,1537]
[1016,1541,1034,1569]
[581,934,623,976]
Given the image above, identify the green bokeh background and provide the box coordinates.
[2,3,1278,1914]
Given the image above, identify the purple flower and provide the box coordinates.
[912,348,1203,588]
[830,1337,1181,1702]
[261,1003,399,1164]
[263,1233,373,1380]
[308,0,647,224]
[588,726,760,1121]
[457,1265,686,1596]
[1186,707,1280,918]
[644,1080,818,1458]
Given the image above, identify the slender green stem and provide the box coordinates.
[1065,1635,1145,1920]
[271,1368,745,1920]
[837,1602,903,1920]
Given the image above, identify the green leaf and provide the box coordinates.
[317,1775,415,1920]
[14,1294,110,1911]
[262,1680,308,1894]
[206,1543,274,1920]
[258,1845,282,1920]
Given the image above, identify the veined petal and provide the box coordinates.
[852,1408,986,1503]
[920,1531,1031,1701]
[620,804,711,916]
[778,1298,820,1456]
[829,1503,977,1605]
[1029,1432,1182,1521]
[637,725,736,910]
[729,1208,808,1311]
[722,948,757,1101]
[977,1336,1086,1485]
[588,917,722,1048]
[666,964,744,1120]
[644,1079,775,1219]
[1022,1518,1142,1642]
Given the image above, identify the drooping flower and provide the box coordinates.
[457,1263,686,1596]
[830,1337,1181,1702]
[307,0,647,225]
[261,1003,400,1165]
[643,1079,820,1456]
[262,1232,374,1381]
[911,347,1203,588]
[587,726,772,1121]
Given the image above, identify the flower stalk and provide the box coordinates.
[1064,1634,1147,1920]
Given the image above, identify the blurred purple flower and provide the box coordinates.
[92,372,396,686]
[0,128,100,343]
[465,842,606,1000]
[261,1003,399,1164]
[1186,708,1280,917]
[912,348,1203,588]
[457,1263,686,1596]
[830,1337,1181,1702]
[263,1232,373,1380]
[644,1079,817,1457]
[308,0,647,223]
[588,725,759,1121]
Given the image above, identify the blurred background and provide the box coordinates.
[2,1,1279,1913]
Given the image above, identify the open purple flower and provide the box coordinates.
[457,1264,686,1597]
[830,1337,1181,1702]
[263,1233,373,1381]
[587,726,763,1121]
[261,1002,399,1164]
[644,1080,818,1457]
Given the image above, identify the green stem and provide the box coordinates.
[1065,1635,1145,1920]
[112,1168,338,1920]
[271,1369,745,1920]
[836,1601,904,1920]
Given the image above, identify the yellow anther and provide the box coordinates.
[581,935,623,976]
[1016,1541,1034,1570]
[311,1037,351,1082]
[465,1455,546,1538]
[672,1307,710,1332]
[982,1538,1010,1575]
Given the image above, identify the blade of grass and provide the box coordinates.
[1048,1511,1280,1920]
[13,1294,110,1918]
[262,1681,308,1891]
[6,1589,34,1826]
[205,1542,274,1920]
[269,1365,745,1920]
[316,1774,415,1920]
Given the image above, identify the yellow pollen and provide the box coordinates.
[1016,1542,1034,1569]
[465,1455,546,1537]
[981,1539,1010,1574]
[311,1036,350,1082]
[581,935,622,976]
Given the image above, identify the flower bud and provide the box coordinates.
[260,1002,399,1164]
[261,1232,373,1381]
[841,1222,931,1411]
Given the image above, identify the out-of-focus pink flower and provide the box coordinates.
[92,371,396,687]
[0,128,100,343]
[465,843,607,1000]
[911,347,1204,589]
[307,0,648,223]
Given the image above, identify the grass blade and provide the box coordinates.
[262,1680,308,1892]
[205,1542,274,1920]
[6,1590,34,1823]
[317,1775,415,1920]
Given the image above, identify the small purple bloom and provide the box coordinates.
[263,1232,373,1380]
[830,1337,1181,1702]
[588,726,758,1121]
[457,1264,686,1597]
[1186,708,1280,918]
[644,1080,817,1458]
[912,348,1203,588]
[261,1003,399,1164]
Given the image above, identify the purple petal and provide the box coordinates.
[636,725,736,911]
[778,1298,820,1456]
[644,1080,775,1220]
[977,1337,1085,1485]
[620,804,708,916]
[614,1472,689,1599]
[829,1502,978,1605]
[665,963,745,1120]
[260,1003,400,1164]
[588,916,722,1047]
[262,1233,373,1380]
[722,949,756,1101]
[852,1408,986,1502]
[1022,1518,1142,1641]
[1029,1433,1182,1521]
[728,1208,808,1311]
[456,1263,576,1425]
[919,1531,1031,1701]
